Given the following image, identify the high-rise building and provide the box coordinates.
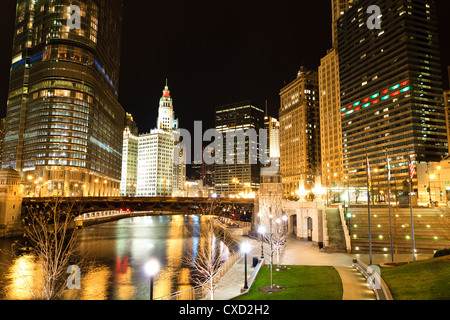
[338,0,447,196]
[264,115,280,159]
[3,0,125,197]
[120,114,138,197]
[444,66,450,153]
[319,49,344,192]
[124,112,138,136]
[214,100,265,196]
[331,0,354,46]
[0,118,6,166]
[318,0,353,196]
[136,129,174,197]
[279,67,321,197]
[134,82,183,197]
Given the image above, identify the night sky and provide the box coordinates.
[0,0,449,136]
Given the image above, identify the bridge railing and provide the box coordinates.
[74,210,153,221]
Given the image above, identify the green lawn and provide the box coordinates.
[381,256,450,300]
[235,265,343,300]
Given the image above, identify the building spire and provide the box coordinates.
[162,79,170,98]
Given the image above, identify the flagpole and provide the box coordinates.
[366,151,373,265]
[386,149,394,263]
[408,155,417,261]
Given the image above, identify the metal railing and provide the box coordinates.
[352,259,393,300]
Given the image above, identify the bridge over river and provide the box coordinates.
[21,196,255,221]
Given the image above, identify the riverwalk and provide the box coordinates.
[210,235,431,300]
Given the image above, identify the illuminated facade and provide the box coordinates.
[319,49,344,192]
[445,66,450,154]
[264,116,280,159]
[279,67,321,197]
[3,0,124,197]
[214,101,265,196]
[120,113,138,196]
[338,0,447,195]
[318,0,353,195]
[331,0,354,46]
[135,83,183,197]
[136,129,174,197]
[445,90,450,154]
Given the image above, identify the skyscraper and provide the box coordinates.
[136,130,174,197]
[215,100,265,196]
[120,113,138,196]
[135,82,183,197]
[445,66,450,153]
[331,0,354,46]
[3,0,125,197]
[318,0,353,195]
[0,118,6,166]
[279,67,321,197]
[338,0,447,195]
[264,115,280,159]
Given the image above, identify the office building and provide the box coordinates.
[319,49,344,192]
[444,66,450,154]
[133,82,183,197]
[119,113,138,196]
[318,0,353,197]
[136,129,174,197]
[264,115,280,159]
[331,0,354,46]
[3,0,125,197]
[279,67,321,197]
[214,100,265,196]
[0,118,6,166]
[338,0,447,196]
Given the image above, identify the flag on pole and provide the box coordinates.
[409,157,416,180]
[367,155,372,190]
[386,153,391,181]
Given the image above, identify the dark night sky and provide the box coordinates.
[0,0,449,136]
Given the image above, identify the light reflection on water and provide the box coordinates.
[0,214,226,300]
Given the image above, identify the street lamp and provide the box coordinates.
[257,225,266,259]
[240,242,251,290]
[144,259,160,300]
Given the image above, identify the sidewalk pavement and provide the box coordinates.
[207,234,435,300]
[202,236,261,300]
[210,235,389,300]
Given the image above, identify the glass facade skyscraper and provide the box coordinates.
[338,0,447,194]
[3,0,124,197]
[215,100,265,196]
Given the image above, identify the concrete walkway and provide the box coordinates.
[280,236,376,300]
[207,233,435,300]
[212,235,378,300]
[202,236,261,300]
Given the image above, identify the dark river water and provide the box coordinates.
[0,214,229,300]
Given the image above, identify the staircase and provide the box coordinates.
[324,208,347,253]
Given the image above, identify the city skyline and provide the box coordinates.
[1,0,450,305]
[0,0,449,137]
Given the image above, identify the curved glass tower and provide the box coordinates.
[3,0,124,197]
